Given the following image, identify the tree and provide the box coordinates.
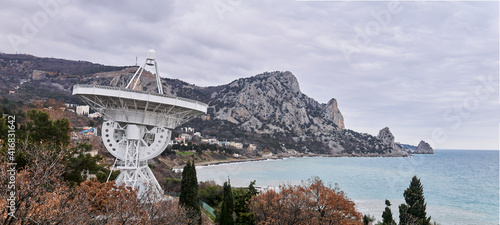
[382,200,395,225]
[398,203,415,225]
[63,143,113,185]
[179,160,201,224]
[234,180,258,225]
[399,176,431,225]
[23,110,70,146]
[0,141,80,224]
[249,177,362,225]
[0,141,190,225]
[218,180,234,225]
[199,181,223,207]
[363,215,376,225]
[0,110,190,224]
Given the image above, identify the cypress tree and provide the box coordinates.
[179,161,191,207]
[218,180,234,225]
[179,160,201,224]
[382,199,395,225]
[399,176,431,225]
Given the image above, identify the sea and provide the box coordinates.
[196,150,499,225]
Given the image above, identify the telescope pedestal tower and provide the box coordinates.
[73,50,207,199]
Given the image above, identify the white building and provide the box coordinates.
[181,127,195,133]
[181,133,192,141]
[229,142,243,149]
[88,112,102,118]
[76,105,90,116]
[248,144,257,151]
[202,138,219,145]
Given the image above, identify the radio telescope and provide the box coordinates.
[72,49,207,198]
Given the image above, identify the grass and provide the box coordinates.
[175,151,195,156]
[202,208,216,222]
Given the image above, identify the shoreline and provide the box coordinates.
[173,152,413,170]
[174,157,271,170]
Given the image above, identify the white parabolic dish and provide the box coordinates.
[73,84,208,161]
[73,84,207,128]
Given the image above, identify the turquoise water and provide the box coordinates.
[196,150,499,225]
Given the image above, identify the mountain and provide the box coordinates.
[0,53,418,156]
[201,71,410,156]
[102,70,409,156]
[0,53,129,105]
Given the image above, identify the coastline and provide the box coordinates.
[194,150,499,225]
[173,151,413,170]
[174,157,270,171]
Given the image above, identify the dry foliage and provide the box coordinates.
[0,142,191,225]
[249,177,363,225]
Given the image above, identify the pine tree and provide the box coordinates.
[382,199,395,225]
[179,160,201,224]
[24,110,70,146]
[218,180,235,225]
[399,176,431,225]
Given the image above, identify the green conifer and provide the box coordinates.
[218,180,234,225]
[179,160,201,224]
[399,176,431,225]
[234,180,258,224]
[382,199,395,225]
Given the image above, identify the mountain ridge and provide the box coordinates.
[0,53,429,156]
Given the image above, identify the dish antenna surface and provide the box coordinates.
[72,50,207,198]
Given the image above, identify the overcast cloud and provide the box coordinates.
[1,0,498,149]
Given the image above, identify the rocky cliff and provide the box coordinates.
[211,71,344,134]
[180,71,409,156]
[0,53,417,156]
[414,141,434,154]
[377,127,406,155]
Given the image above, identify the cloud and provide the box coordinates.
[0,0,498,149]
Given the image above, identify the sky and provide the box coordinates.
[1,0,499,150]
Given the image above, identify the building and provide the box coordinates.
[202,138,219,145]
[248,144,257,151]
[262,149,273,158]
[76,105,90,116]
[175,135,185,144]
[65,103,77,108]
[181,127,195,133]
[88,112,102,118]
[89,150,99,157]
[181,133,192,141]
[229,142,243,149]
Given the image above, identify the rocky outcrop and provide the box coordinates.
[211,71,344,134]
[377,127,395,148]
[324,98,344,129]
[376,127,408,156]
[414,141,434,154]
[32,70,47,80]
